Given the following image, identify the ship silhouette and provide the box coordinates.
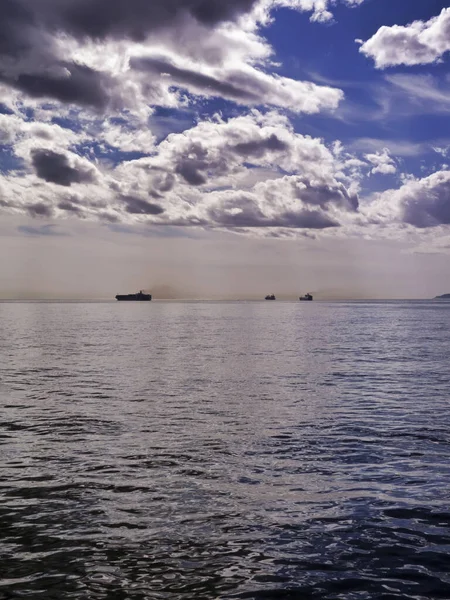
[115,290,152,301]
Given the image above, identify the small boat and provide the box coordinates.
[299,293,313,301]
[116,290,152,301]
[265,294,276,301]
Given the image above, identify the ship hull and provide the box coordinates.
[116,295,152,301]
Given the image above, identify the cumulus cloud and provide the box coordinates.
[0,0,360,116]
[400,171,450,228]
[359,7,450,68]
[0,110,363,235]
[31,149,97,186]
[365,148,397,175]
[120,195,165,215]
[206,191,340,229]
[370,170,450,229]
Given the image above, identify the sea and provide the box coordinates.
[0,300,449,600]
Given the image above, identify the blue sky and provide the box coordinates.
[0,0,450,298]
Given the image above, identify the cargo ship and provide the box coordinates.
[299,293,313,301]
[116,290,152,301]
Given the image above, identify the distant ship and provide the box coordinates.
[299,293,313,301]
[265,294,276,301]
[116,290,152,301]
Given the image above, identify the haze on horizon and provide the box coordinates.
[1,220,449,301]
[1,0,450,297]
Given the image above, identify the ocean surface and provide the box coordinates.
[1,300,450,600]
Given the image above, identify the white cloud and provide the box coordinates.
[359,7,450,68]
[350,138,430,158]
[433,145,450,158]
[369,170,450,229]
[0,110,362,234]
[385,74,450,114]
[365,148,397,175]
[270,0,365,24]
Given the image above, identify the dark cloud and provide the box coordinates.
[31,149,96,186]
[175,161,207,185]
[402,175,450,228]
[27,202,54,217]
[0,0,33,58]
[57,200,84,214]
[0,0,258,46]
[131,56,259,101]
[292,178,359,211]
[208,196,339,229]
[208,195,266,227]
[1,63,112,109]
[233,134,288,157]
[48,0,257,40]
[151,216,208,228]
[121,195,165,215]
[150,170,176,193]
[174,141,229,185]
[0,0,259,106]
[275,209,339,229]
[99,211,120,223]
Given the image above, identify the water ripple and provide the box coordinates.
[0,300,449,599]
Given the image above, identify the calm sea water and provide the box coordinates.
[1,300,450,600]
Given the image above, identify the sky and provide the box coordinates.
[0,0,450,299]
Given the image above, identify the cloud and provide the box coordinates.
[131,53,342,113]
[207,192,339,229]
[48,0,259,40]
[384,74,450,115]
[18,224,67,236]
[131,56,259,102]
[370,170,450,229]
[273,0,365,24]
[0,63,116,109]
[207,189,339,229]
[27,202,54,218]
[359,7,450,68]
[0,0,258,60]
[233,133,288,156]
[57,199,85,214]
[401,171,450,228]
[292,176,359,210]
[175,160,208,186]
[0,0,354,116]
[31,149,96,186]
[120,195,165,215]
[0,110,362,235]
[365,148,397,175]
[349,138,430,158]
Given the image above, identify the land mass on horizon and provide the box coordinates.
[434,294,450,299]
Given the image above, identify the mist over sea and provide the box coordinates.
[1,300,450,599]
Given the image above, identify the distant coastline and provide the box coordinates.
[434,294,450,299]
